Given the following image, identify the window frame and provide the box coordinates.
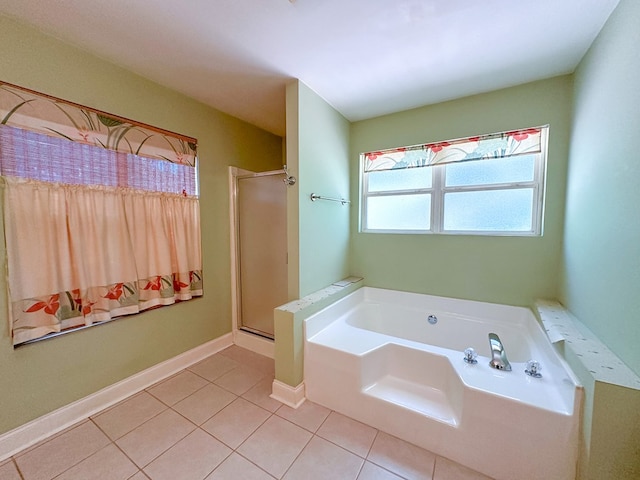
[360,128,548,236]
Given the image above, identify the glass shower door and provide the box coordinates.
[236,172,287,339]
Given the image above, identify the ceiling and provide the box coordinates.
[0,0,620,137]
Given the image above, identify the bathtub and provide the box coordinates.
[304,287,581,480]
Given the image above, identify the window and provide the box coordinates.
[0,82,202,346]
[361,126,548,236]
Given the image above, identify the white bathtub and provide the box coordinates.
[304,287,582,480]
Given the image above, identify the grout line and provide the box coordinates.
[12,419,92,459]
[45,424,112,480]
[232,449,277,479]
[107,427,148,480]
[128,470,148,479]
[366,428,379,459]
[93,395,169,442]
[432,453,437,479]
[316,432,373,462]
[227,410,281,479]
[193,427,234,480]
[278,428,315,480]
[12,457,25,480]
[121,409,197,471]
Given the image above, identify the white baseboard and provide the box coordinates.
[270,379,306,409]
[0,333,233,462]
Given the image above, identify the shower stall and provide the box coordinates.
[229,167,288,350]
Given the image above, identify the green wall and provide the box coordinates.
[350,76,573,307]
[276,80,351,387]
[561,0,640,377]
[560,5,640,472]
[290,81,351,297]
[0,16,282,435]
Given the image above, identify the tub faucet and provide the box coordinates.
[488,333,512,371]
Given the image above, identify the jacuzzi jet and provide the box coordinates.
[427,314,438,325]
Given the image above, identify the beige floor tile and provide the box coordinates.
[241,377,282,412]
[357,461,405,480]
[116,409,195,468]
[55,444,138,480]
[201,397,271,449]
[276,400,331,433]
[237,415,312,478]
[6,346,465,480]
[367,432,435,480]
[15,421,111,480]
[188,354,239,382]
[283,436,363,480]
[172,383,237,425]
[143,429,231,480]
[204,453,275,480]
[219,346,275,375]
[213,365,266,395]
[0,459,21,480]
[317,411,378,457]
[147,371,209,406]
[433,456,493,480]
[92,391,167,440]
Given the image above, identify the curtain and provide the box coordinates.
[0,82,201,346]
[3,178,203,345]
[364,126,546,172]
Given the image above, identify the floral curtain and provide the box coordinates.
[3,178,203,346]
[0,81,197,166]
[0,82,202,346]
[364,126,546,172]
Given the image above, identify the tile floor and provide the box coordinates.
[0,346,493,480]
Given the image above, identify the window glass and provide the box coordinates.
[366,194,431,231]
[368,167,431,192]
[443,189,534,231]
[445,155,535,187]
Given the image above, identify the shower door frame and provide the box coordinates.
[228,166,286,358]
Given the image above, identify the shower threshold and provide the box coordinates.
[239,326,274,341]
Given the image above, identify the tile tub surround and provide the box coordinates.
[3,346,493,480]
[535,300,640,479]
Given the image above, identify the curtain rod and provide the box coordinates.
[1,81,197,145]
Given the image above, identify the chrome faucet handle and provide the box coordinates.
[463,347,478,364]
[525,360,542,378]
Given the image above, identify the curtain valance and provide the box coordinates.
[364,126,546,172]
[1,82,197,166]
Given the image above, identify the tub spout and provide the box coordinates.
[488,333,511,371]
